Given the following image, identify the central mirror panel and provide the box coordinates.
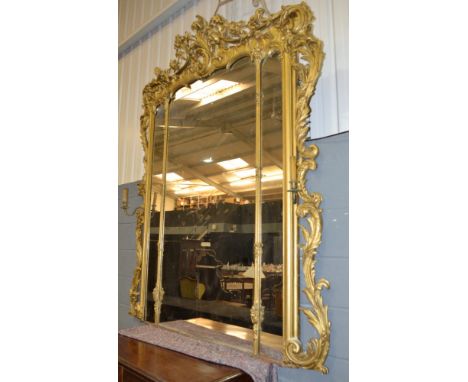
[147,56,283,336]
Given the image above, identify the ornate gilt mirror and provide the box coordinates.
[127,2,330,372]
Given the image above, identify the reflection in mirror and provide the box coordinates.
[166,57,257,329]
[260,55,283,336]
[146,56,284,337]
[154,57,269,332]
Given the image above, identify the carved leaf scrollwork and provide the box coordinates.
[129,2,330,372]
[283,3,331,374]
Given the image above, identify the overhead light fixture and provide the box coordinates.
[175,79,247,104]
[198,82,247,105]
[262,174,283,182]
[262,166,283,182]
[233,168,256,178]
[262,166,283,176]
[174,80,205,100]
[217,158,249,171]
[170,182,191,191]
[174,185,216,195]
[156,124,196,129]
[202,157,213,163]
[155,172,183,182]
[261,167,283,182]
[184,80,238,100]
[222,174,241,183]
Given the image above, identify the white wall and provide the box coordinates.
[118,0,348,185]
[119,0,175,44]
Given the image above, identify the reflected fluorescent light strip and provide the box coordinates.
[217,158,249,170]
[198,83,247,105]
[262,166,282,175]
[171,179,208,191]
[174,80,206,100]
[175,79,245,105]
[230,174,282,187]
[223,174,241,182]
[230,179,255,187]
[233,168,256,178]
[261,167,283,182]
[261,174,283,182]
[171,183,191,191]
[174,185,216,195]
[155,172,183,182]
[155,125,197,129]
[184,80,238,100]
[202,157,213,163]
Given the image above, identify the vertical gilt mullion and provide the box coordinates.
[153,98,170,324]
[251,56,265,355]
[137,106,157,320]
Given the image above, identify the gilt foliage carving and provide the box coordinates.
[130,2,330,372]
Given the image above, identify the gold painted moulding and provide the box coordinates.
[128,2,331,373]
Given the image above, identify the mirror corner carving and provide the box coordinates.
[128,2,330,372]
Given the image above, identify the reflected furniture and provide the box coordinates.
[221,275,254,305]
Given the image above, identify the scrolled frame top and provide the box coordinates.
[141,2,321,111]
[133,1,330,373]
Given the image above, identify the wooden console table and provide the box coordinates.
[118,334,253,382]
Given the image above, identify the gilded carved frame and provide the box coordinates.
[128,2,330,373]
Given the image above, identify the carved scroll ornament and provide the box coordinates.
[128,2,330,372]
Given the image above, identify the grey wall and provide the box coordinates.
[118,132,348,381]
[118,181,144,329]
[278,132,349,381]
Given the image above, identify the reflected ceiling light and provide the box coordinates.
[170,181,199,191]
[261,167,283,182]
[174,80,205,100]
[230,179,255,187]
[198,82,248,105]
[202,157,213,163]
[223,174,240,183]
[174,185,216,195]
[155,172,183,182]
[233,168,256,178]
[262,166,283,176]
[168,125,196,129]
[156,124,196,129]
[171,180,207,191]
[175,79,246,104]
[262,174,283,182]
[185,80,238,100]
[217,158,249,170]
[174,179,208,187]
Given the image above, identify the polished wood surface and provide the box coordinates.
[186,317,283,352]
[119,334,253,382]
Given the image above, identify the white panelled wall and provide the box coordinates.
[119,0,175,44]
[118,0,348,185]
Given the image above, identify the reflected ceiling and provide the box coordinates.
[152,57,283,202]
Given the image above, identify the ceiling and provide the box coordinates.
[152,56,283,203]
